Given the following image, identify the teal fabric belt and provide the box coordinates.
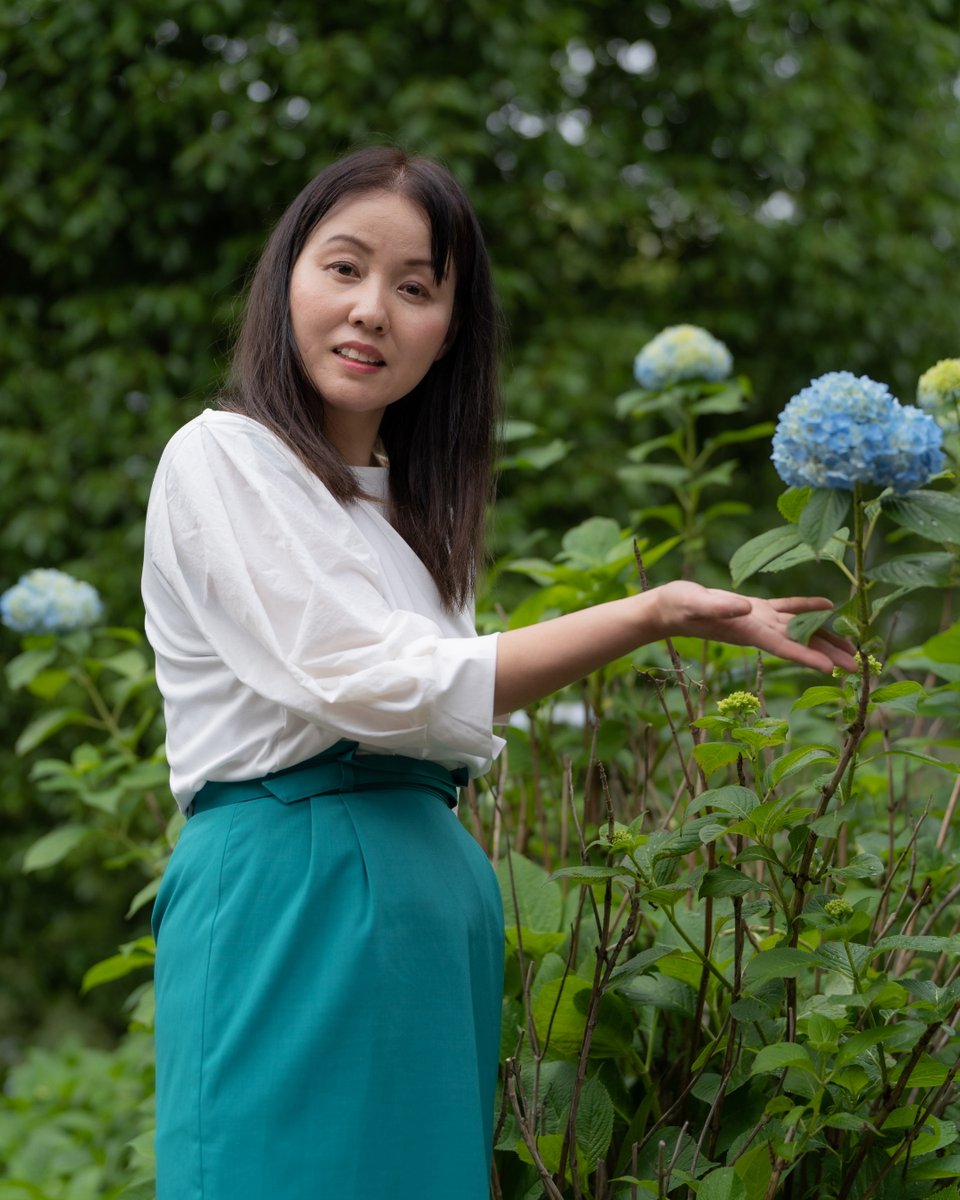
[190,739,467,816]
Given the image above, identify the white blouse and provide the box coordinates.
[141,410,504,811]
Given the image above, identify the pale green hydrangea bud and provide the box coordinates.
[825,897,853,921]
[717,691,761,720]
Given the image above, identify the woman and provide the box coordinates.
[142,145,855,1200]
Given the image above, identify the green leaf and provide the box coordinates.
[692,741,742,776]
[549,865,630,885]
[15,706,92,754]
[793,685,843,710]
[752,1042,817,1075]
[699,865,758,898]
[832,852,884,879]
[882,489,960,543]
[872,934,960,957]
[127,876,163,918]
[576,1076,615,1168]
[778,487,812,524]
[81,951,155,993]
[744,947,816,986]
[798,488,850,550]
[786,609,834,646]
[697,1166,747,1200]
[925,623,960,664]
[729,526,804,587]
[497,851,564,935]
[870,680,925,705]
[867,552,956,587]
[22,824,89,872]
[766,745,837,788]
[5,646,58,689]
[761,528,849,575]
[532,976,634,1059]
[608,944,676,985]
[689,785,759,818]
[558,517,630,568]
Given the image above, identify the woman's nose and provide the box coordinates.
[349,278,389,334]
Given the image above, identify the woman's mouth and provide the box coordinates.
[334,346,386,368]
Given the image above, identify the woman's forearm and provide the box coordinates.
[491,581,858,715]
[493,593,662,713]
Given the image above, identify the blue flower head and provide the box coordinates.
[771,371,945,493]
[1,569,104,635]
[633,324,733,390]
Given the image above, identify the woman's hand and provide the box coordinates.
[649,580,858,674]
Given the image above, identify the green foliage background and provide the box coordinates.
[2,0,960,1176]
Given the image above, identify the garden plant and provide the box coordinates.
[2,339,960,1199]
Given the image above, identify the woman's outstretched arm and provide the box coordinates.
[493,580,857,714]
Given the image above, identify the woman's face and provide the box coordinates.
[289,190,456,462]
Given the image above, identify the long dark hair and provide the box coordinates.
[222,146,502,609]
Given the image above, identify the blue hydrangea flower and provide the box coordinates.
[633,324,733,390]
[0,569,104,635]
[771,371,945,493]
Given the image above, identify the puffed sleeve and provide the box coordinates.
[144,416,501,767]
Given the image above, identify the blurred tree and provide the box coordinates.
[1,0,959,1038]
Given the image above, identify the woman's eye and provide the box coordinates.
[329,262,358,277]
[401,282,428,298]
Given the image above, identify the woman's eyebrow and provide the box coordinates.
[322,232,433,269]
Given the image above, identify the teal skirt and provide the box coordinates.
[152,742,504,1200]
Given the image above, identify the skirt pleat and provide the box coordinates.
[152,779,504,1200]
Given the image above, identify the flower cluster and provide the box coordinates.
[771,371,944,493]
[0,569,104,635]
[917,358,960,430]
[633,325,733,390]
[716,690,761,720]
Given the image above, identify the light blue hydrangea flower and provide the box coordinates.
[0,569,104,635]
[771,371,945,493]
[633,324,733,390]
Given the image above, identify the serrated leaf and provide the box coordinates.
[798,488,850,550]
[730,526,804,587]
[22,824,89,872]
[867,552,956,587]
[497,850,563,934]
[793,685,843,710]
[692,741,742,776]
[698,1166,747,1200]
[767,745,836,788]
[870,680,925,705]
[786,609,834,645]
[15,706,92,754]
[882,490,960,543]
[608,944,676,985]
[81,951,155,993]
[699,865,759,898]
[778,487,812,523]
[689,785,759,818]
[761,528,849,575]
[127,876,163,918]
[744,947,816,986]
[752,1042,816,1075]
[576,1076,615,1168]
[5,646,58,690]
